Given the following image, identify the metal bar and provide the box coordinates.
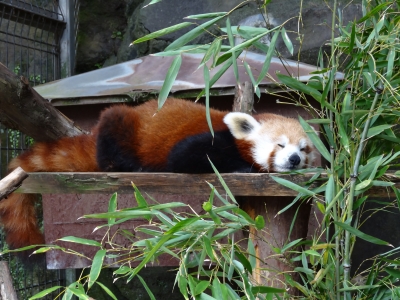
[0,2,65,33]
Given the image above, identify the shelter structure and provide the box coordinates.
[18,51,331,287]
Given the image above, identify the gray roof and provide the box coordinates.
[34,52,338,106]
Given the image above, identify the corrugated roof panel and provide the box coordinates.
[34,52,338,105]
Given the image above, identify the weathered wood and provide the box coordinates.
[0,167,28,200]
[0,261,18,300]
[0,63,85,142]
[16,172,317,196]
[233,81,254,115]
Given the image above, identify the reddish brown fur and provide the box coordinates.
[0,98,271,250]
[0,134,98,250]
[101,99,228,166]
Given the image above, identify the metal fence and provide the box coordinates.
[0,0,66,84]
[0,0,79,298]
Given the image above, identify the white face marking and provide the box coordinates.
[224,112,316,172]
[253,133,315,172]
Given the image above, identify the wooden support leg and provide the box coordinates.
[0,261,18,300]
[241,197,311,294]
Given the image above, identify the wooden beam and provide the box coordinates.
[15,172,399,197]
[16,172,311,196]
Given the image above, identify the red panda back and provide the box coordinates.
[95,98,229,171]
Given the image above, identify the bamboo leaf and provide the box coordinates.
[217,26,280,65]
[386,46,395,80]
[107,192,117,225]
[166,15,225,51]
[336,114,350,153]
[226,17,239,84]
[95,282,117,300]
[256,30,279,87]
[208,157,237,204]
[349,22,356,52]
[277,73,323,103]
[356,2,391,23]
[271,176,315,196]
[281,27,293,55]
[211,278,224,299]
[143,0,163,8]
[29,286,63,299]
[363,72,376,89]
[166,217,201,235]
[385,267,400,279]
[355,179,372,191]
[132,183,151,221]
[281,238,303,252]
[185,12,227,19]
[132,22,193,44]
[334,221,393,246]
[307,118,331,124]
[58,236,101,247]
[371,180,394,187]
[221,26,269,37]
[137,275,156,300]
[203,65,214,137]
[243,61,260,98]
[298,116,331,162]
[325,176,335,205]
[248,239,256,270]
[158,55,182,109]
[88,249,106,289]
[367,124,393,138]
[197,52,240,100]
[251,286,285,294]
[254,215,265,230]
[199,293,217,300]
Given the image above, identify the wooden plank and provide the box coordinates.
[17,172,314,196]
[15,172,399,197]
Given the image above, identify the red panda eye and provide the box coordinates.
[300,148,305,151]
[278,144,285,148]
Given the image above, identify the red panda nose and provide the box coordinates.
[289,154,301,166]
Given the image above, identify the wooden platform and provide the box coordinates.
[16,172,398,197]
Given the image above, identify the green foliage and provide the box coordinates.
[24,0,400,299]
[130,0,400,298]
[26,182,283,300]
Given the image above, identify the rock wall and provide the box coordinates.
[76,0,362,72]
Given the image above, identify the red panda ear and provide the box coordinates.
[223,112,261,140]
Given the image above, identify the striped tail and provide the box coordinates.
[0,134,98,250]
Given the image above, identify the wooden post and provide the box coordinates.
[233,82,310,293]
[0,261,18,300]
[0,167,28,201]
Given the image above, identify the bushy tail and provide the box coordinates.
[0,134,98,250]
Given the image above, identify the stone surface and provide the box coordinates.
[77,0,362,72]
[76,0,127,73]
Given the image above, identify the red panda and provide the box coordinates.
[0,98,316,251]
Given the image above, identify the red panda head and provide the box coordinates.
[223,112,317,172]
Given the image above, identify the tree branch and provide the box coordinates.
[0,167,29,201]
[0,63,85,142]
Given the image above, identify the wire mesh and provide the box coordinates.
[0,0,75,298]
[0,0,66,85]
